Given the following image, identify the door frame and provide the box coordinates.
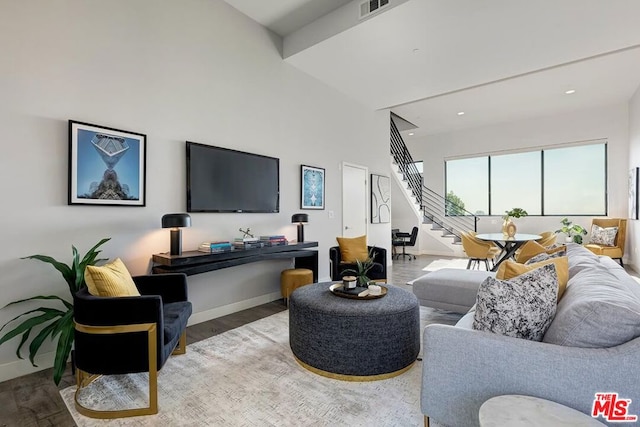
[341,162,369,237]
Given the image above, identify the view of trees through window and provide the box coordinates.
[445,142,607,216]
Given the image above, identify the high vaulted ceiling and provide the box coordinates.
[225,0,640,137]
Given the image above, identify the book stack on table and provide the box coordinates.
[259,235,288,246]
[198,241,232,253]
[233,237,263,250]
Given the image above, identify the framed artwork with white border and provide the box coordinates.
[69,120,146,206]
[301,165,325,210]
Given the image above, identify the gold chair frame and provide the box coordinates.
[74,322,186,419]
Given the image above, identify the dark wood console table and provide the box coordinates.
[152,241,319,281]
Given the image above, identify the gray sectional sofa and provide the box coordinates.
[420,244,640,427]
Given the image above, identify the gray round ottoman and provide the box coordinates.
[289,282,420,380]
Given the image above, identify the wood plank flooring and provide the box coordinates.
[0,255,506,426]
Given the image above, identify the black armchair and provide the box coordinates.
[329,246,387,282]
[73,273,192,418]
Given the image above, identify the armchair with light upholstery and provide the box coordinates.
[73,273,192,418]
[461,232,501,270]
[584,218,627,266]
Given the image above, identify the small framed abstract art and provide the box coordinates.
[371,174,390,223]
[69,120,146,206]
[629,167,639,220]
[301,165,325,210]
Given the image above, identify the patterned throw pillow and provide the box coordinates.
[589,224,618,246]
[472,263,558,341]
[525,249,565,265]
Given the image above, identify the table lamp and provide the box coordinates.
[291,213,308,243]
[162,213,191,255]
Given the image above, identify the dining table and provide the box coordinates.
[475,233,541,272]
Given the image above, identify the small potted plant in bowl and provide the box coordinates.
[502,208,528,237]
[556,217,588,243]
[343,247,377,286]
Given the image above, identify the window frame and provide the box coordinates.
[444,141,608,217]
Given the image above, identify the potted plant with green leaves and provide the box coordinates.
[502,208,528,237]
[0,238,110,385]
[342,247,377,286]
[556,218,587,244]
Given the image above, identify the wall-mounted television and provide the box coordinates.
[186,142,279,213]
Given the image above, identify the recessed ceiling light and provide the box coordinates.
[565,89,576,94]
[412,48,419,53]
[457,111,465,116]
[408,132,414,136]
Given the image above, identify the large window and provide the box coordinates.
[445,157,489,215]
[445,142,607,216]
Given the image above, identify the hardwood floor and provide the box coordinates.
[0,254,540,426]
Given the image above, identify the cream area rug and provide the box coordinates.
[61,307,461,427]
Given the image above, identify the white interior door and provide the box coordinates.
[342,163,368,237]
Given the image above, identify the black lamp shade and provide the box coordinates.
[161,213,191,256]
[291,213,308,224]
[162,213,191,229]
[291,213,308,242]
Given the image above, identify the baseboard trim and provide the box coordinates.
[0,291,295,383]
[187,291,283,326]
[0,351,56,384]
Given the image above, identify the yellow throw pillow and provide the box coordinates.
[515,241,566,264]
[336,235,369,263]
[496,257,569,301]
[84,258,141,297]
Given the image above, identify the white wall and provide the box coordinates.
[0,0,390,381]
[628,88,640,271]
[405,104,630,252]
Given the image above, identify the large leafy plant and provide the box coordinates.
[556,218,587,243]
[0,238,110,385]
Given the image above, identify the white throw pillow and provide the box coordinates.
[472,263,558,341]
[589,224,618,246]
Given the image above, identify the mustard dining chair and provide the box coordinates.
[584,218,627,266]
[536,231,557,247]
[461,232,500,270]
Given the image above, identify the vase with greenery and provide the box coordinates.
[343,247,377,286]
[556,218,587,244]
[0,238,110,385]
[502,208,528,236]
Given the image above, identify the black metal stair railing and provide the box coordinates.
[390,118,479,238]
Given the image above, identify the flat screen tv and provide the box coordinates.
[186,142,279,213]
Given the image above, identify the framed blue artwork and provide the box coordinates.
[68,120,146,206]
[301,165,325,210]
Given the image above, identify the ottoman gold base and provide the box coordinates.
[293,355,416,382]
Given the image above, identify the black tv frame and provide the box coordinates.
[186,142,280,213]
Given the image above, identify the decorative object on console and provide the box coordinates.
[291,213,309,242]
[370,174,390,224]
[162,213,191,256]
[238,227,254,238]
[555,217,588,243]
[301,165,325,209]
[0,237,110,385]
[68,120,146,206]
[501,207,528,237]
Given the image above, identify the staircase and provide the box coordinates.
[390,118,479,246]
